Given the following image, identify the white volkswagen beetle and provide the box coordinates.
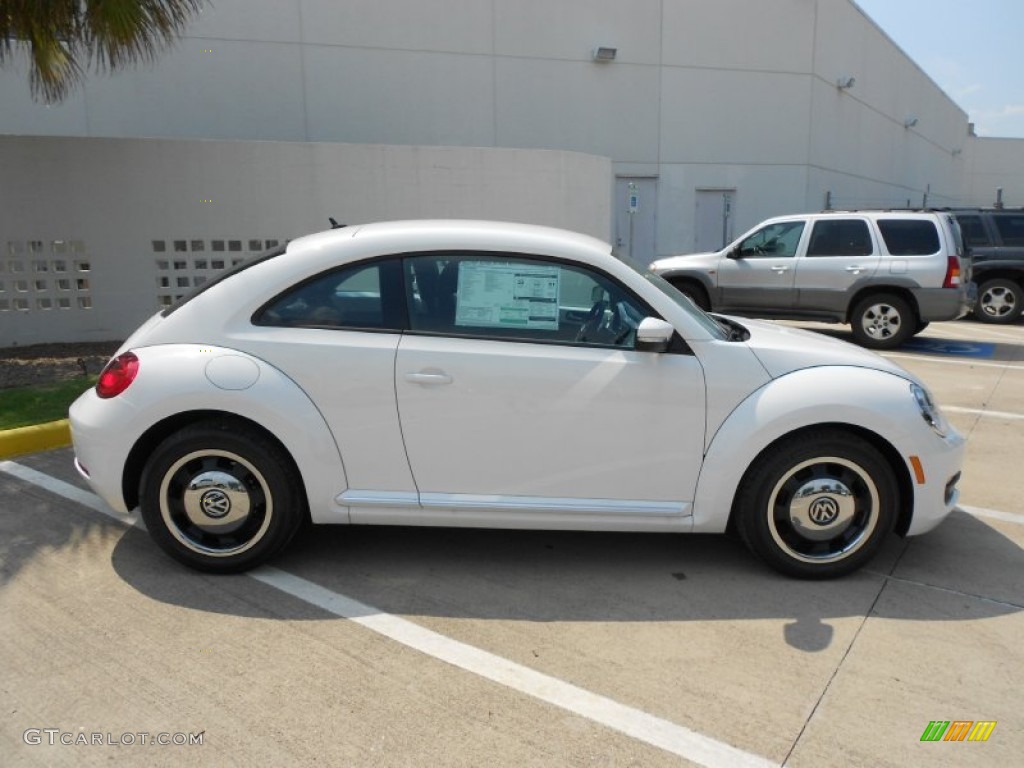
[69,220,965,578]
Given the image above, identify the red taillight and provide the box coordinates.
[943,256,961,288]
[96,352,140,398]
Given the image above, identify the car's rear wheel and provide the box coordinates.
[973,278,1023,324]
[139,422,305,572]
[850,293,915,349]
[734,431,898,578]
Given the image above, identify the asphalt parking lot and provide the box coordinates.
[1,319,1021,767]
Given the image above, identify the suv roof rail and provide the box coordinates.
[940,206,1024,212]
[817,207,945,214]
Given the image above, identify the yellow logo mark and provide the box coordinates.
[967,721,997,742]
[922,720,996,742]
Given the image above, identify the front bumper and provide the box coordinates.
[903,425,967,536]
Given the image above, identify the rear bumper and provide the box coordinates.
[913,284,976,321]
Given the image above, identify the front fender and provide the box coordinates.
[691,366,920,532]
[70,344,348,522]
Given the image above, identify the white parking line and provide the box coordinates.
[882,353,1024,371]
[920,325,1023,343]
[944,405,1024,421]
[0,460,776,768]
[959,505,1024,524]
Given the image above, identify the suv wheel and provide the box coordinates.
[974,278,1023,324]
[669,279,710,311]
[850,293,915,349]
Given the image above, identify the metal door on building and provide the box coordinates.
[614,177,657,268]
[695,189,736,252]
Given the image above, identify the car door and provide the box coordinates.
[395,253,706,517]
[795,218,880,312]
[240,258,418,504]
[716,219,805,310]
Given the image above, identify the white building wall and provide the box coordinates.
[0,137,610,345]
[0,0,1016,284]
[964,138,1024,207]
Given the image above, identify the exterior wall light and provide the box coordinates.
[836,76,855,90]
[592,47,617,62]
[904,116,919,128]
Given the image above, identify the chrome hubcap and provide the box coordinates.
[182,470,251,533]
[981,286,1016,318]
[159,450,273,557]
[768,457,879,564]
[860,303,903,340]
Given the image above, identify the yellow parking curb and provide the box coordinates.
[0,419,72,459]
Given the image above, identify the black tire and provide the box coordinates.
[850,293,915,349]
[139,421,305,573]
[973,278,1023,324]
[669,279,711,311]
[734,431,898,579]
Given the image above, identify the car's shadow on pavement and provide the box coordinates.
[105,509,1024,653]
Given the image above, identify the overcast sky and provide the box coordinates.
[854,0,1024,138]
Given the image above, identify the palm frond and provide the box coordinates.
[0,0,205,102]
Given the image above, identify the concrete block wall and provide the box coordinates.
[0,137,611,346]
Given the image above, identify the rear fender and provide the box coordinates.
[108,345,347,523]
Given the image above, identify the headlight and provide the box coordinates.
[911,383,949,437]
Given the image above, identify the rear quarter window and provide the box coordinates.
[877,220,940,256]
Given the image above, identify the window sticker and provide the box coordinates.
[455,262,560,329]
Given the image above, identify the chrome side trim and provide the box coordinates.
[419,492,686,516]
[336,490,420,508]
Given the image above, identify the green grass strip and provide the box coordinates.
[0,376,97,431]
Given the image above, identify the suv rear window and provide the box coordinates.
[993,214,1024,246]
[877,220,940,255]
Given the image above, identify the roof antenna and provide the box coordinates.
[329,217,347,229]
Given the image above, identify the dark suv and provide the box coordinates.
[952,208,1024,324]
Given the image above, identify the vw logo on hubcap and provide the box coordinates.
[808,496,840,526]
[199,489,232,519]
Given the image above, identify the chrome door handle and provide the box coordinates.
[770,265,789,273]
[845,265,865,273]
[404,371,453,385]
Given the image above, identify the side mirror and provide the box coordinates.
[726,246,743,260]
[635,317,674,353]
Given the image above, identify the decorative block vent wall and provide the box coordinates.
[1,240,92,314]
[152,238,285,308]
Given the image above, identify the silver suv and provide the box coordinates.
[650,210,974,349]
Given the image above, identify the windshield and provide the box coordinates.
[614,257,729,342]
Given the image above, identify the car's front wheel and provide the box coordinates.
[850,293,915,349]
[734,431,898,578]
[973,278,1023,324]
[139,422,305,572]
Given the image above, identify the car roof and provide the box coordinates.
[288,219,612,261]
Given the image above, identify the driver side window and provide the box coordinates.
[404,254,652,349]
[737,221,805,258]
